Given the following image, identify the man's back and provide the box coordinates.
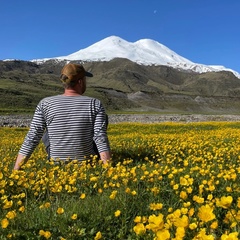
[20,95,110,161]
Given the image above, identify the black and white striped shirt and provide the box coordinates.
[19,95,110,161]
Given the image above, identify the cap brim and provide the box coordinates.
[85,71,93,77]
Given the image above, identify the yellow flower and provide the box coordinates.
[155,229,170,240]
[44,231,51,239]
[224,210,236,224]
[131,190,137,196]
[39,230,51,239]
[175,227,185,238]
[210,221,218,229]
[90,176,98,182]
[6,210,17,219]
[193,228,215,240]
[80,193,86,199]
[57,207,64,214]
[216,196,233,209]
[198,204,216,222]
[1,218,9,229]
[193,195,204,204]
[39,230,45,236]
[181,207,188,215]
[44,202,51,208]
[180,177,189,186]
[71,214,77,220]
[208,185,215,191]
[40,202,51,209]
[146,214,164,232]
[221,232,238,240]
[188,208,195,217]
[3,200,13,209]
[168,207,173,213]
[149,203,163,211]
[230,221,237,228]
[183,202,191,207]
[187,187,193,193]
[7,233,14,238]
[173,184,179,190]
[226,187,232,192]
[189,222,197,230]
[109,190,117,199]
[207,194,213,201]
[237,197,240,208]
[174,215,189,228]
[133,223,146,235]
[94,231,102,240]
[150,187,160,195]
[19,192,26,198]
[19,206,25,213]
[180,191,188,200]
[114,210,121,217]
[134,216,142,223]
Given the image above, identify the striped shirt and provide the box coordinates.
[19,95,110,161]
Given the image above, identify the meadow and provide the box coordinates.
[0,122,240,239]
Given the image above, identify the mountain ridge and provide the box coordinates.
[30,36,240,79]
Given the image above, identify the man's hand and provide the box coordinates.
[13,154,28,170]
[99,151,111,164]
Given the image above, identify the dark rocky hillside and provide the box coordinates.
[1,59,240,114]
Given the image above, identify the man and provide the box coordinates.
[14,63,111,170]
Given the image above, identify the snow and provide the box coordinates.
[31,36,240,79]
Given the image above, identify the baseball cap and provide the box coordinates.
[61,63,93,83]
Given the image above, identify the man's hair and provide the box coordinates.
[60,74,78,88]
[60,63,92,89]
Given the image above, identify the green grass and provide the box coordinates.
[1,123,240,239]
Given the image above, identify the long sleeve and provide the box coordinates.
[93,103,110,154]
[19,103,46,157]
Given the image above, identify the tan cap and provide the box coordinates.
[61,63,93,83]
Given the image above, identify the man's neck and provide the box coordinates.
[63,89,81,96]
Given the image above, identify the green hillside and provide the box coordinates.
[1,59,240,114]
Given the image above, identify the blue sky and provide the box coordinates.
[1,0,240,73]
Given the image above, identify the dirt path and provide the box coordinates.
[1,114,240,127]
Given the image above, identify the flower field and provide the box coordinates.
[0,122,240,239]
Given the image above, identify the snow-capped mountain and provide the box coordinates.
[32,36,240,79]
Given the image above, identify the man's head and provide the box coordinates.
[60,63,93,87]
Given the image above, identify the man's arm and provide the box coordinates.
[13,154,29,170]
[99,151,111,164]
[14,102,46,170]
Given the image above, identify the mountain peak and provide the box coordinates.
[60,35,193,66]
[31,35,240,78]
